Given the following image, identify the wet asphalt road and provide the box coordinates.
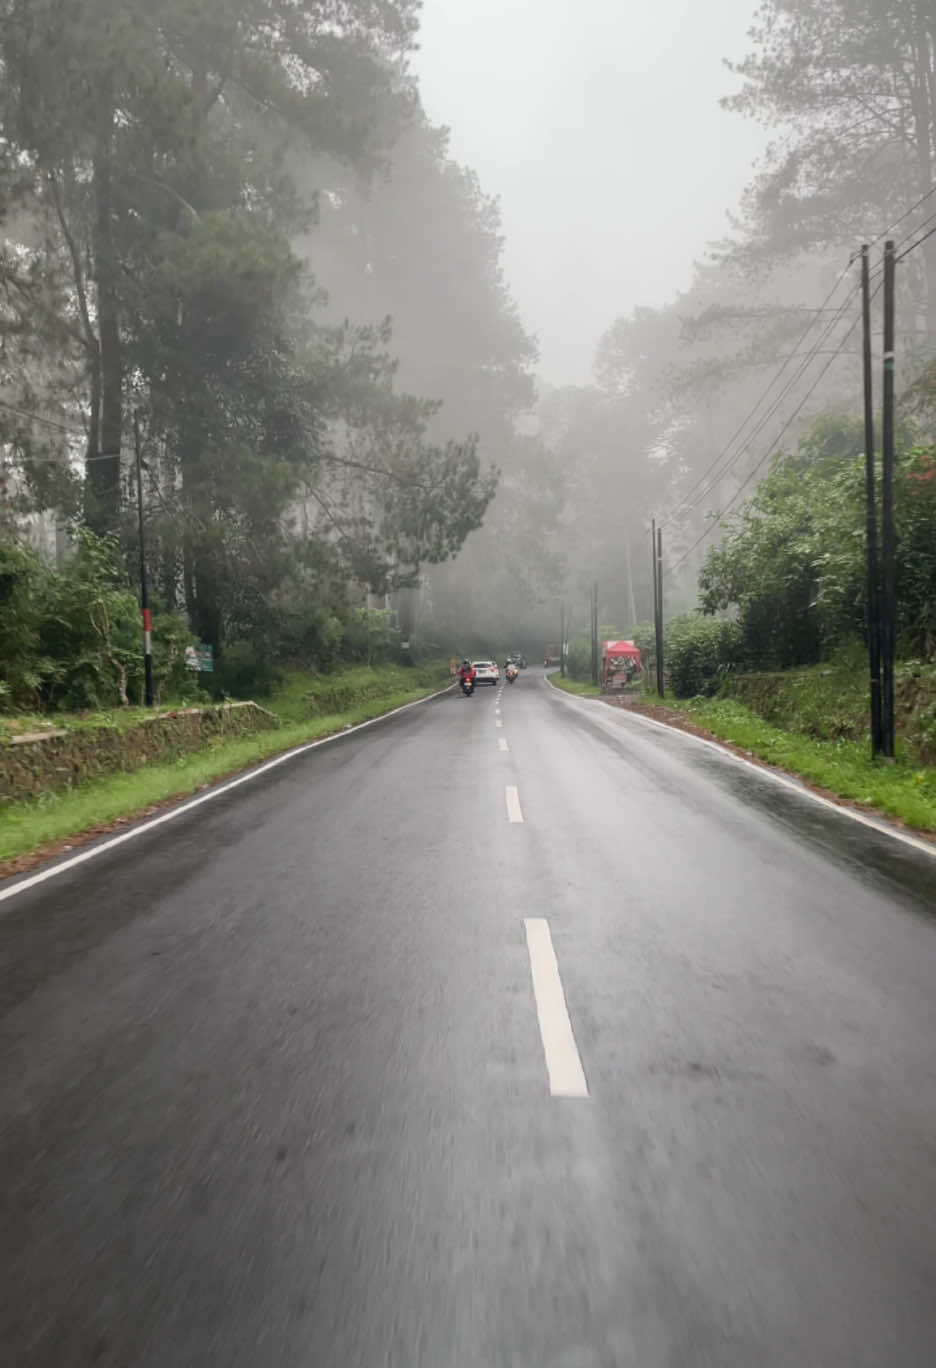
[2,670,936,1367]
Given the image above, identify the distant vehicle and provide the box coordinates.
[543,644,560,667]
[507,652,527,670]
[472,659,500,686]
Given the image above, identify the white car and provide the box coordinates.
[472,659,500,686]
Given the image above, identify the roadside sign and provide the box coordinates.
[185,644,214,672]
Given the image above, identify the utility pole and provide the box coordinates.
[651,519,658,686]
[880,239,897,759]
[652,519,664,697]
[133,411,154,707]
[860,244,882,758]
[590,581,599,686]
[559,599,566,677]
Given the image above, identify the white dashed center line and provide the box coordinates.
[496,719,503,728]
[524,918,589,1099]
[505,785,524,822]
[498,737,509,752]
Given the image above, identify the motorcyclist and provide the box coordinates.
[458,659,476,690]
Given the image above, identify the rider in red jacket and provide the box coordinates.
[458,659,475,686]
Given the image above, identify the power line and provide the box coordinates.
[871,183,936,249]
[656,203,932,572]
[0,395,85,437]
[660,261,856,531]
[665,226,924,534]
[666,217,929,572]
[896,218,936,263]
[664,277,860,530]
[0,397,129,463]
[669,295,874,575]
[17,450,122,465]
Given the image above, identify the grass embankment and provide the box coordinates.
[550,675,602,698]
[0,663,450,868]
[677,695,936,834]
[556,655,936,834]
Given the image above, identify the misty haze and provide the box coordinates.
[2,2,936,1365]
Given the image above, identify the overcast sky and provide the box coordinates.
[413,0,770,386]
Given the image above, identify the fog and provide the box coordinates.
[415,0,769,385]
[3,0,935,669]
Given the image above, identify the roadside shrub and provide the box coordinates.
[565,630,592,679]
[0,543,44,708]
[629,622,657,676]
[665,614,744,698]
[340,607,400,665]
[0,529,192,711]
[213,638,280,699]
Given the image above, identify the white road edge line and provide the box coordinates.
[0,684,457,908]
[505,785,524,822]
[546,677,936,861]
[498,737,509,752]
[496,719,503,728]
[524,917,588,1099]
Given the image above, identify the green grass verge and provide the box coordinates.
[0,666,451,864]
[0,702,198,739]
[551,675,602,697]
[668,695,936,834]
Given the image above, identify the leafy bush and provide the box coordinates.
[629,622,657,674]
[565,630,593,680]
[0,530,193,711]
[340,607,400,665]
[897,447,936,658]
[0,543,45,707]
[664,614,744,698]
[213,639,281,699]
[696,419,936,670]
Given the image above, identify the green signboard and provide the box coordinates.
[185,644,214,672]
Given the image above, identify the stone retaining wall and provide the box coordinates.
[1,702,278,805]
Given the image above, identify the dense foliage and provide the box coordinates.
[543,0,936,641]
[698,421,936,672]
[0,531,191,709]
[0,0,536,703]
[4,0,936,709]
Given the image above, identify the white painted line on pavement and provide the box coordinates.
[499,737,509,752]
[545,677,936,862]
[496,719,503,728]
[505,785,524,822]
[524,918,588,1099]
[495,707,501,714]
[0,684,457,909]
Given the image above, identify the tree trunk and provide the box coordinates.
[86,125,123,533]
[84,342,102,507]
[181,442,222,654]
[190,546,222,653]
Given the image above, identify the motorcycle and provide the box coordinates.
[460,675,475,697]
[506,664,519,684]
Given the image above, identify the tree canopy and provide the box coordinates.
[0,0,536,688]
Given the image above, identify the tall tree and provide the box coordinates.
[725,0,936,329]
[0,0,422,530]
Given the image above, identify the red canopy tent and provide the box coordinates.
[601,640,641,688]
